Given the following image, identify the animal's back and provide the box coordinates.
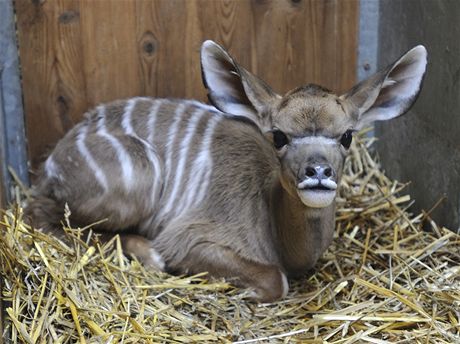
[27,97,278,247]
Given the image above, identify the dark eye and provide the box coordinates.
[340,130,353,149]
[272,130,289,150]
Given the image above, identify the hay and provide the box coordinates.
[1,135,460,343]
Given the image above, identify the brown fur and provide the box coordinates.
[25,41,427,302]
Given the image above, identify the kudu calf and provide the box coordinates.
[26,41,427,302]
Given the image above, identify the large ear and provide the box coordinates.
[341,45,427,130]
[200,40,280,130]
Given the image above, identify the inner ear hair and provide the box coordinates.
[200,40,280,132]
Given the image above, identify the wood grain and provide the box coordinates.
[15,0,87,169]
[16,0,359,171]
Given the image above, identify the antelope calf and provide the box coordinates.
[26,41,427,302]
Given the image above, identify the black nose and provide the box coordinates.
[305,164,335,179]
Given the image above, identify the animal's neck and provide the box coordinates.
[272,182,335,277]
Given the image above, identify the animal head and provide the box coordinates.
[201,40,427,208]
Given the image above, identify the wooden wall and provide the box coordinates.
[0,168,5,209]
[15,0,359,171]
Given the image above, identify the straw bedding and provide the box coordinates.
[1,135,459,343]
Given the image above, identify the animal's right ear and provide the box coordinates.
[200,40,280,130]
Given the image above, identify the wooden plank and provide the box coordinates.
[249,0,358,94]
[0,169,4,210]
[15,0,87,171]
[0,90,6,210]
[80,0,140,105]
[336,0,360,90]
[16,0,359,170]
[0,0,29,203]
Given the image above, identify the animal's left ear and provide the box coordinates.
[341,45,427,130]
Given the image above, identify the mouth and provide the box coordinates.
[305,184,334,191]
[296,179,337,208]
[297,178,337,191]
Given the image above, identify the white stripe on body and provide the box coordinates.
[121,97,157,137]
[162,108,207,216]
[291,136,338,146]
[163,103,187,185]
[147,101,162,144]
[142,144,163,206]
[76,124,109,191]
[44,155,62,181]
[122,100,164,204]
[122,135,163,206]
[183,114,222,210]
[142,101,164,192]
[121,98,138,135]
[96,105,134,191]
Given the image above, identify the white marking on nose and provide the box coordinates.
[76,125,108,191]
[297,178,337,190]
[297,179,319,189]
[292,136,337,145]
[320,179,337,190]
[96,106,134,191]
